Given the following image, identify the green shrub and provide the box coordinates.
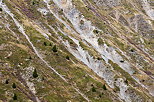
[66,55,70,60]
[99,94,102,98]
[114,86,120,92]
[32,0,39,5]
[5,79,9,84]
[92,86,96,92]
[93,29,99,34]
[33,69,38,78]
[29,56,32,60]
[97,57,102,60]
[102,84,107,90]
[125,79,128,84]
[58,9,63,15]
[44,42,47,46]
[12,83,16,88]
[13,93,17,100]
[80,20,84,25]
[98,38,104,45]
[49,43,52,46]
[52,45,57,52]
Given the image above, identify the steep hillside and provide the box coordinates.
[0,0,154,102]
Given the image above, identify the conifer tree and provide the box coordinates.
[33,69,38,78]
[13,93,17,100]
[92,86,96,92]
[66,55,70,60]
[102,84,107,90]
[12,83,16,88]
[52,45,57,52]
[5,79,9,84]
[44,42,47,46]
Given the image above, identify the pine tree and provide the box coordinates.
[29,56,32,60]
[66,55,70,60]
[13,93,17,100]
[5,79,9,84]
[32,1,35,5]
[52,45,57,52]
[44,42,47,46]
[12,83,16,88]
[0,8,2,11]
[102,84,107,90]
[97,57,101,60]
[49,43,52,46]
[125,79,128,84]
[92,86,96,92]
[33,69,38,78]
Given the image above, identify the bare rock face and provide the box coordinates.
[93,0,122,8]
[129,15,154,39]
[0,0,154,102]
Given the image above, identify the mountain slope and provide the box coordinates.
[0,0,154,102]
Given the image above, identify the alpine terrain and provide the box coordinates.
[0,0,154,102]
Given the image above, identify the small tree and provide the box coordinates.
[33,69,38,78]
[66,55,70,60]
[0,8,2,11]
[13,93,17,100]
[49,43,52,46]
[52,45,57,52]
[80,20,84,25]
[5,79,9,84]
[92,86,96,92]
[12,83,16,88]
[99,94,102,98]
[125,79,128,84]
[130,49,134,52]
[102,84,107,90]
[29,56,32,60]
[98,38,104,45]
[44,42,47,46]
[93,29,99,34]
[70,41,73,44]
[97,57,102,60]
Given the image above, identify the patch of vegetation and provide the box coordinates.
[98,38,104,45]
[80,20,84,25]
[33,68,38,78]
[13,93,17,100]
[114,38,125,51]
[108,59,135,84]
[52,45,58,52]
[32,0,39,5]
[0,8,2,11]
[130,48,135,52]
[44,42,47,46]
[102,84,107,90]
[12,83,16,88]
[97,57,102,60]
[5,79,9,84]
[66,55,70,60]
[92,86,96,92]
[114,85,120,92]
[58,9,63,15]
[93,29,100,34]
[58,32,75,45]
